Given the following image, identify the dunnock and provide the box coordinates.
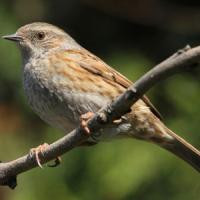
[3,22,200,171]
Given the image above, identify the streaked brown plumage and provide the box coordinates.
[3,22,200,172]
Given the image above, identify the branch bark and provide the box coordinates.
[0,45,200,189]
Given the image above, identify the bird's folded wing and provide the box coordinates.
[65,49,162,120]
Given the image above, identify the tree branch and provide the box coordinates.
[0,45,200,189]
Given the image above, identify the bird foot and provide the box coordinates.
[80,112,95,134]
[30,143,49,168]
[30,143,61,168]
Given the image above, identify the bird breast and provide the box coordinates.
[22,57,111,134]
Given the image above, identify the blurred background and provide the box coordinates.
[0,0,200,199]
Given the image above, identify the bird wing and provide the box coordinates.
[64,49,162,120]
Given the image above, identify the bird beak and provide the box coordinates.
[2,33,23,42]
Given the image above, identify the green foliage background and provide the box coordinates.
[0,0,199,199]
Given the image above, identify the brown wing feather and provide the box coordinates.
[65,49,162,120]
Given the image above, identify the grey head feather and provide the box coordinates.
[16,22,82,59]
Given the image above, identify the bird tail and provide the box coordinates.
[161,127,200,172]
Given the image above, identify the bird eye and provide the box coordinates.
[36,32,45,40]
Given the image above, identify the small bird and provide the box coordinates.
[3,22,200,171]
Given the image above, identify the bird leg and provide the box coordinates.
[80,111,95,134]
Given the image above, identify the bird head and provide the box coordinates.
[2,22,81,59]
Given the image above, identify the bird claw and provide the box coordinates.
[47,156,62,167]
[113,118,122,124]
[80,112,95,134]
